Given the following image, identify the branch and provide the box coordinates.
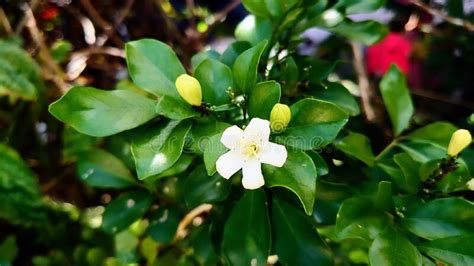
[174,204,213,241]
[14,0,40,35]
[24,3,69,92]
[96,0,135,47]
[409,0,474,31]
[0,7,13,36]
[206,0,241,32]
[350,41,376,123]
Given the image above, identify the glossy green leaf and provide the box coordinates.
[393,153,421,193]
[102,191,153,234]
[194,59,233,106]
[271,198,333,266]
[335,197,390,241]
[369,230,422,266]
[406,122,457,147]
[374,181,394,211]
[184,165,231,208]
[401,198,474,240]
[419,235,474,265]
[235,15,272,46]
[0,235,17,263]
[191,49,220,70]
[221,41,251,67]
[155,95,200,120]
[248,81,281,120]
[313,82,360,116]
[190,224,219,265]
[222,190,271,266]
[153,154,194,179]
[131,120,192,180]
[263,150,317,215]
[379,65,414,136]
[203,134,228,175]
[336,0,386,14]
[126,39,185,98]
[76,148,137,188]
[335,132,375,166]
[233,40,267,93]
[49,87,157,137]
[398,141,446,163]
[308,151,329,176]
[187,119,229,154]
[275,98,349,150]
[241,0,271,18]
[62,126,101,163]
[307,60,339,84]
[330,20,388,45]
[148,206,181,244]
[437,158,471,193]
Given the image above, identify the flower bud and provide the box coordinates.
[175,74,202,106]
[467,178,474,191]
[270,103,291,132]
[447,129,472,157]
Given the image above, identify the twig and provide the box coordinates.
[79,0,124,47]
[411,89,474,110]
[96,0,134,47]
[409,0,474,31]
[206,0,241,32]
[0,7,13,36]
[174,204,213,241]
[72,46,125,58]
[14,0,40,35]
[350,41,376,123]
[186,0,196,29]
[25,3,69,92]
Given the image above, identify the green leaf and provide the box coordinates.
[194,59,233,105]
[335,197,390,241]
[233,40,267,94]
[272,56,298,91]
[203,134,228,175]
[401,198,474,240]
[102,191,153,234]
[0,143,47,227]
[187,119,229,154]
[248,81,281,120]
[222,189,271,266]
[437,158,471,193]
[275,98,348,150]
[308,151,329,176]
[190,225,219,265]
[392,153,421,193]
[235,15,273,46]
[131,120,192,180]
[313,82,360,116]
[336,0,386,14]
[62,126,101,163]
[330,20,388,45]
[126,39,185,98]
[263,150,317,215]
[155,95,200,120]
[184,165,231,208]
[419,235,474,265]
[271,198,333,265]
[148,206,181,244]
[241,0,271,18]
[49,87,157,137]
[0,235,18,263]
[306,60,339,84]
[379,65,414,136]
[335,132,375,166]
[0,59,37,101]
[76,148,137,188]
[369,230,422,266]
[153,154,194,179]
[374,181,394,211]
[398,141,446,163]
[191,49,220,70]
[406,122,457,147]
[221,41,251,67]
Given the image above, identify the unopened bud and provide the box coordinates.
[447,129,472,157]
[270,103,291,132]
[175,74,202,106]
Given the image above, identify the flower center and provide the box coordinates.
[244,142,260,157]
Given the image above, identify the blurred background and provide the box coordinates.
[0,0,473,265]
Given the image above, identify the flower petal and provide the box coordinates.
[220,125,244,149]
[244,118,270,143]
[259,142,287,167]
[242,158,264,189]
[216,150,244,179]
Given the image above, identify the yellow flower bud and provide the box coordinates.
[467,178,474,191]
[270,103,291,132]
[175,74,202,106]
[447,129,472,157]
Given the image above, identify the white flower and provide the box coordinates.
[216,118,288,189]
[467,178,474,191]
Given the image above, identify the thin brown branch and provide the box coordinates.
[14,0,40,35]
[206,0,241,32]
[25,4,69,92]
[0,7,13,36]
[79,0,124,47]
[409,0,474,31]
[174,204,213,241]
[350,41,376,122]
[186,0,196,29]
[96,0,135,46]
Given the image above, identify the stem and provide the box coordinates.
[375,139,398,161]
[351,41,376,123]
